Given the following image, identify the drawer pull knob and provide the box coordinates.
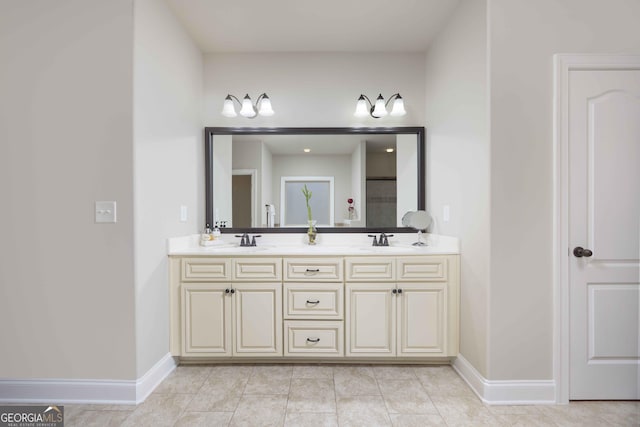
[305,268,320,273]
[306,299,320,305]
[306,337,320,343]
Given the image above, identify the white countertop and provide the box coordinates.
[167,232,459,256]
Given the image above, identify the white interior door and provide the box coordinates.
[569,68,640,399]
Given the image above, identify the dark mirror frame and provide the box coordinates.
[205,126,426,234]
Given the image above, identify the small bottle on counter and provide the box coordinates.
[201,224,213,245]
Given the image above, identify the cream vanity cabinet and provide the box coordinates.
[170,253,459,361]
[170,257,282,358]
[345,255,459,358]
[283,258,344,357]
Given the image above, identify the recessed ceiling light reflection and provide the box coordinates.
[386,148,394,153]
[304,148,311,153]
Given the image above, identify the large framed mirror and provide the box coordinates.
[205,127,425,233]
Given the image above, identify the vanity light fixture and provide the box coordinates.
[354,93,406,118]
[221,93,274,118]
[386,148,394,153]
[303,148,311,153]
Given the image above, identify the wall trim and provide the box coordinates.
[453,354,556,405]
[552,53,640,404]
[0,353,176,405]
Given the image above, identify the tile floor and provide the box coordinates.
[44,364,640,426]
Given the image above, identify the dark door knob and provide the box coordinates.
[573,247,593,258]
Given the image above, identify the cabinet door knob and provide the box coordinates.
[397,288,403,294]
[225,288,230,294]
[573,246,593,258]
[306,337,320,343]
[392,289,397,294]
[230,288,236,294]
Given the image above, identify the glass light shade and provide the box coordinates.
[372,94,388,117]
[258,95,274,116]
[239,94,256,117]
[389,96,406,116]
[221,96,237,117]
[354,95,369,117]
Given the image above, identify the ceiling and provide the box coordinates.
[164,0,460,53]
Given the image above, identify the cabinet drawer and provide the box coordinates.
[345,257,395,281]
[284,258,343,281]
[181,258,231,281]
[284,321,344,357]
[397,257,448,281]
[232,258,282,281]
[284,283,343,319]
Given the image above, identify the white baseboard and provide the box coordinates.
[0,353,176,405]
[135,353,176,404]
[453,354,556,405]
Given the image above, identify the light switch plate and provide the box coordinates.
[95,201,117,223]
[180,205,188,222]
[443,205,450,223]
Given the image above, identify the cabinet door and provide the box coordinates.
[182,283,232,357]
[345,283,396,357]
[397,283,446,356]
[233,283,283,357]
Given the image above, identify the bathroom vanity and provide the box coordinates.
[168,233,459,363]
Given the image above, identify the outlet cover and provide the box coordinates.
[95,201,117,223]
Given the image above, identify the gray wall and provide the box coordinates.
[0,0,136,379]
[133,0,203,377]
[488,0,640,381]
[424,0,489,377]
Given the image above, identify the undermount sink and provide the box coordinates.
[203,244,270,253]
[359,245,419,253]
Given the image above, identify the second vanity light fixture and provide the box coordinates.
[221,93,274,118]
[354,93,406,118]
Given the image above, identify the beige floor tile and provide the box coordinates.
[292,364,334,379]
[186,392,242,412]
[174,411,233,427]
[484,404,543,415]
[198,376,248,395]
[429,394,488,418]
[284,412,339,426]
[251,364,294,379]
[377,378,437,414]
[287,378,336,413]
[414,365,474,397]
[389,413,447,427]
[244,375,291,395]
[65,409,132,427]
[120,393,194,427]
[537,402,625,426]
[372,365,418,380]
[208,364,254,380]
[153,365,211,394]
[333,365,374,377]
[333,366,380,397]
[494,413,558,426]
[230,395,287,427]
[432,395,504,426]
[77,403,136,411]
[337,395,392,427]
